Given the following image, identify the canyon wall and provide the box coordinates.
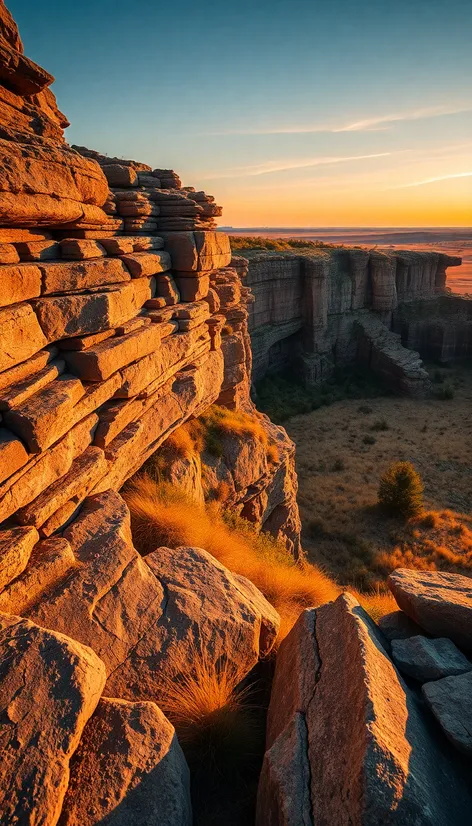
[244,247,463,393]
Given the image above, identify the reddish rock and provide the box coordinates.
[0,242,20,263]
[59,239,107,260]
[15,240,60,261]
[0,426,29,482]
[258,594,472,826]
[16,445,107,527]
[0,262,42,306]
[0,412,97,522]
[33,277,155,340]
[0,613,106,826]
[4,374,85,453]
[120,251,171,277]
[40,257,131,294]
[161,230,231,271]
[175,272,210,301]
[57,330,115,351]
[388,568,472,650]
[0,524,38,592]
[0,358,65,410]
[0,303,48,372]
[63,323,164,381]
[58,698,192,826]
[0,536,75,615]
[0,345,58,391]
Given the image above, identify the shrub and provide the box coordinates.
[332,458,345,471]
[363,435,376,445]
[358,404,373,414]
[378,461,424,518]
[436,383,454,400]
[421,512,439,529]
[371,418,389,432]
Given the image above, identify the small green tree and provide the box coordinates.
[378,461,424,518]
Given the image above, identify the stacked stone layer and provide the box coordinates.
[244,248,462,394]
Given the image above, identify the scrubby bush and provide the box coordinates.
[378,461,424,518]
[358,404,373,414]
[371,418,389,432]
[436,383,454,400]
[363,435,376,445]
[332,458,345,471]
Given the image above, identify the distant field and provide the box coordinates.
[224,227,472,294]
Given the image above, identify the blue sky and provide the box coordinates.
[9,0,472,225]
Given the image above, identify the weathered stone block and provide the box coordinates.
[0,262,41,307]
[0,303,48,372]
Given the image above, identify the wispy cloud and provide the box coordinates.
[203,151,394,180]
[389,171,472,189]
[207,103,472,136]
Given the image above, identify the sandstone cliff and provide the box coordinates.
[243,247,463,394]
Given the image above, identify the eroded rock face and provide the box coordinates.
[258,594,472,826]
[58,698,192,826]
[25,490,279,703]
[388,568,472,650]
[244,248,461,392]
[0,613,106,826]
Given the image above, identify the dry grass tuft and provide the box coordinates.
[124,475,342,641]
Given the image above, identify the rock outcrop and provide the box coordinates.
[59,698,192,826]
[243,247,462,394]
[257,593,472,825]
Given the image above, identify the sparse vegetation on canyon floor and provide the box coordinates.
[286,363,472,590]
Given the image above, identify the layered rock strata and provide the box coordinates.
[0,6,289,822]
[243,248,462,394]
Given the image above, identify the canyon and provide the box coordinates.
[0,3,471,825]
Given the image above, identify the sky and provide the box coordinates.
[9,0,472,227]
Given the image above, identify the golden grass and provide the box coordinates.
[125,475,392,639]
[159,645,251,748]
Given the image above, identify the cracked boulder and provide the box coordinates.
[25,489,279,702]
[58,697,192,826]
[257,594,472,826]
[0,613,106,826]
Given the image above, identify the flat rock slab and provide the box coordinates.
[40,257,131,293]
[120,251,171,277]
[391,635,472,682]
[58,698,192,826]
[0,525,38,591]
[0,346,57,392]
[0,613,106,826]
[423,671,472,755]
[0,358,65,411]
[63,323,164,381]
[258,593,472,826]
[388,568,472,650]
[33,277,154,341]
[4,374,85,453]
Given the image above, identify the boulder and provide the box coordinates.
[26,490,279,702]
[58,698,192,826]
[422,672,472,755]
[388,569,472,650]
[0,613,106,826]
[258,594,472,826]
[0,525,38,592]
[391,635,472,682]
[377,609,426,642]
